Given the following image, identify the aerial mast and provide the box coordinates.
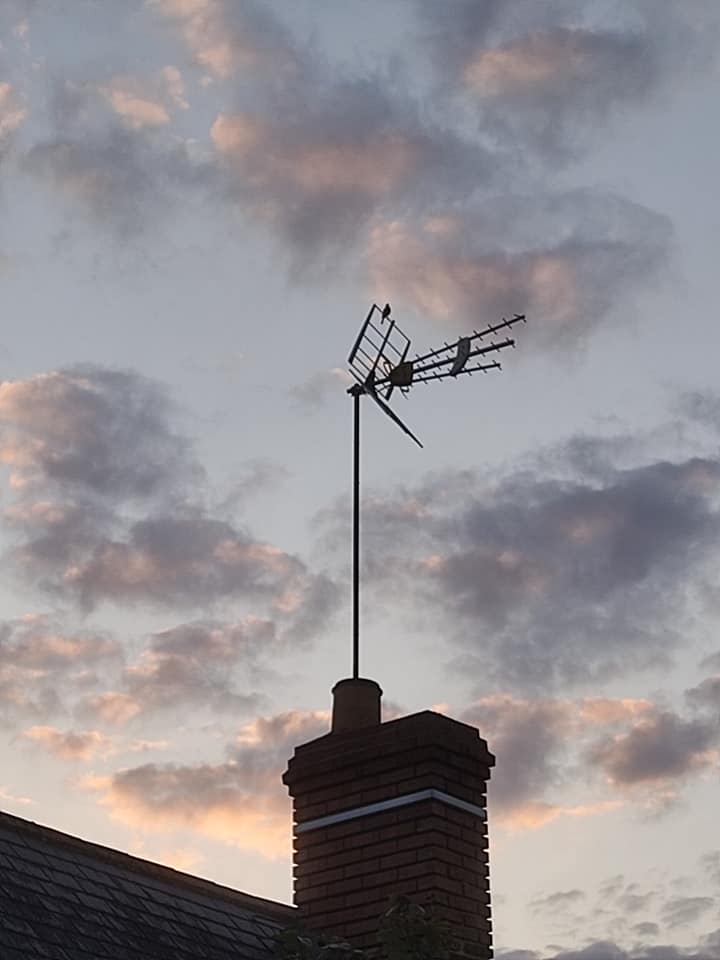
[346,303,526,679]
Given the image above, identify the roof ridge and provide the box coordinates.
[0,807,295,921]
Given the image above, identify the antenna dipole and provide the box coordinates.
[346,303,526,679]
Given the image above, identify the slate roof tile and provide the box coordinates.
[0,809,295,960]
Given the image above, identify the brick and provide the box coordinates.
[342,830,383,850]
[295,865,344,889]
[399,829,447,850]
[343,857,380,879]
[361,785,399,803]
[344,887,390,909]
[417,874,464,896]
[378,765,416,785]
[375,819,417,841]
[379,849,418,870]
[397,862,431,881]
[361,868,398,889]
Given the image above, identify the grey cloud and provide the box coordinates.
[216,460,290,512]
[14,502,339,634]
[676,392,720,433]
[597,877,658,920]
[700,651,720,673]
[630,923,658,938]
[700,929,720,955]
[498,942,720,960]
[212,75,497,267]
[700,852,720,886]
[461,696,573,812]
[685,676,720,712]
[599,876,627,899]
[2,366,339,636]
[416,0,718,160]
[318,436,720,692]
[0,616,120,670]
[530,889,585,913]
[26,125,206,239]
[117,619,275,717]
[661,897,715,929]
[0,615,120,728]
[11,0,692,346]
[618,892,655,914]
[110,710,329,805]
[22,725,109,762]
[0,366,199,499]
[368,190,671,348]
[587,711,718,786]
[88,709,330,854]
[149,0,299,81]
[291,369,351,411]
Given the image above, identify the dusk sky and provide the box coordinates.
[1,1,720,956]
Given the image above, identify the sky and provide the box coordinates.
[1,0,720,956]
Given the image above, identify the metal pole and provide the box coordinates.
[352,389,360,679]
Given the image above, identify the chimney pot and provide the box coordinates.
[331,677,382,732]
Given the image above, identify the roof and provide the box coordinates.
[0,808,295,960]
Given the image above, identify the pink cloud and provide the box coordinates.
[22,725,111,761]
[83,709,329,859]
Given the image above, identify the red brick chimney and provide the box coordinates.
[283,678,495,957]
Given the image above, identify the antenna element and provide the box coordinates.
[345,304,526,679]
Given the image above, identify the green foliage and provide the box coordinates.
[378,896,451,960]
[276,895,451,960]
[276,928,365,960]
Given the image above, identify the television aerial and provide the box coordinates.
[346,303,526,678]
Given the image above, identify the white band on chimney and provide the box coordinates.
[295,787,486,834]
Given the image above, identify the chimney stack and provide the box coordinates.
[283,679,495,957]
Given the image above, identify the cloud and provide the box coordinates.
[26,132,168,237]
[700,650,720,673]
[84,708,329,858]
[452,685,719,829]
[499,941,720,960]
[214,460,290,513]
[149,0,297,80]
[317,432,720,691]
[367,192,670,347]
[496,799,623,832]
[530,889,586,913]
[0,615,121,727]
[0,786,33,807]
[461,695,575,812]
[1,366,339,635]
[79,691,142,727]
[22,725,111,761]
[99,82,169,130]
[0,366,198,498]
[98,67,190,129]
[685,675,720,712]
[211,77,493,264]
[588,711,718,787]
[676,391,720,433]
[291,368,352,410]
[25,87,207,239]
[11,0,694,345]
[700,851,720,886]
[0,81,26,148]
[0,614,120,670]
[416,0,719,159]
[661,897,715,930]
[458,693,662,829]
[116,618,274,716]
